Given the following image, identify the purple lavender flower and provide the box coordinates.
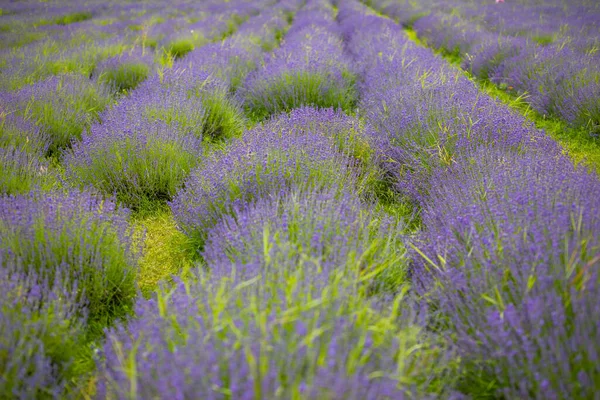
[64,101,204,211]
[170,108,367,248]
[93,47,154,93]
[10,74,113,155]
[0,189,139,323]
[0,113,50,155]
[0,266,85,399]
[97,265,452,399]
[240,5,356,120]
[0,147,52,195]
[413,145,600,398]
[203,186,405,286]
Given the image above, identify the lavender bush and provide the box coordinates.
[97,255,454,399]
[65,111,204,211]
[412,146,600,398]
[0,266,85,399]
[11,74,113,155]
[170,107,372,248]
[0,190,139,324]
[94,49,154,93]
[241,3,356,120]
[0,113,50,155]
[145,68,246,140]
[368,0,600,129]
[0,147,53,195]
[203,186,406,292]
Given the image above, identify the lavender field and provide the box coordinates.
[0,0,599,398]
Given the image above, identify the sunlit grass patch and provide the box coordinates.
[134,209,198,295]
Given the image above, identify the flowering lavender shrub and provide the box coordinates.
[94,50,153,93]
[369,0,600,129]
[203,187,407,292]
[0,147,53,195]
[412,146,600,397]
[147,68,246,140]
[13,74,113,155]
[97,261,454,399]
[0,266,85,399]
[180,3,290,92]
[0,113,50,155]
[112,76,209,137]
[343,6,556,204]
[170,108,368,248]
[65,112,204,211]
[241,8,356,120]
[0,190,139,324]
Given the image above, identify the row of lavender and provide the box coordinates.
[0,0,263,90]
[95,1,456,398]
[340,0,600,397]
[0,0,285,396]
[3,0,599,398]
[365,0,600,131]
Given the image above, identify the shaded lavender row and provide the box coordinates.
[239,0,357,119]
[339,0,600,397]
[367,0,600,130]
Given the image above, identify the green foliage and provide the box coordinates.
[134,210,198,295]
[532,35,554,46]
[166,39,195,59]
[199,91,246,140]
[100,62,151,93]
[54,12,93,26]
[246,70,358,121]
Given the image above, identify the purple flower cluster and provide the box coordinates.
[0,189,139,323]
[411,145,600,398]
[240,0,356,119]
[0,266,85,399]
[8,74,113,155]
[0,113,50,155]
[0,113,53,195]
[64,101,204,210]
[342,1,600,396]
[0,147,52,195]
[180,2,294,90]
[170,107,371,247]
[93,47,155,93]
[203,186,404,286]
[97,257,449,399]
[370,0,600,128]
[342,3,554,203]
[158,1,266,60]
